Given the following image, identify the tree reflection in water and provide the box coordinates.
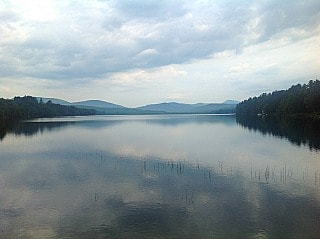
[236,115,320,151]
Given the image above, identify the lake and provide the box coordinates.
[0,114,319,238]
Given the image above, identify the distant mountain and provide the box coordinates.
[37,97,71,105]
[36,97,158,115]
[191,103,237,113]
[37,98,125,109]
[36,97,236,114]
[136,102,236,114]
[72,100,124,109]
[223,100,239,104]
[137,102,206,113]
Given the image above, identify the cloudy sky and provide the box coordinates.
[1,0,319,107]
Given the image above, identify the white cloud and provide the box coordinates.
[96,65,187,90]
[137,48,159,57]
[0,0,319,105]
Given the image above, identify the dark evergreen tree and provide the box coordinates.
[236,80,320,118]
[0,96,97,121]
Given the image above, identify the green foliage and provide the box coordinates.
[236,80,320,118]
[0,96,96,121]
[236,114,320,150]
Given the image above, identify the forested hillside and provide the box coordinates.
[236,80,320,118]
[0,96,96,121]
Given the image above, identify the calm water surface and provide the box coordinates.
[0,115,319,238]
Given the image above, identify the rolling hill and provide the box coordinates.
[136,102,237,114]
[36,97,237,114]
[72,100,124,109]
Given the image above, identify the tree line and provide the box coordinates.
[0,96,96,121]
[236,113,320,151]
[236,80,320,118]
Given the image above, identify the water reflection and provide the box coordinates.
[2,114,320,152]
[0,120,74,140]
[236,115,320,151]
[0,115,234,141]
[0,153,319,238]
[0,115,319,238]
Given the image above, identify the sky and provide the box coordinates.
[0,0,319,107]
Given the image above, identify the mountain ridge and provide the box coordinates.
[72,100,124,109]
[36,97,238,114]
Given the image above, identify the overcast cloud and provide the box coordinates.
[0,0,319,106]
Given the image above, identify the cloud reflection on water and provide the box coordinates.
[0,115,319,238]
